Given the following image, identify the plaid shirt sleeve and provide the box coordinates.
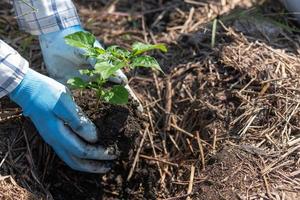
[12,0,81,35]
[0,40,29,98]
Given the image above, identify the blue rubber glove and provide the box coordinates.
[9,68,116,173]
[39,25,127,85]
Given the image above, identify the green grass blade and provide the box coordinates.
[211,18,218,48]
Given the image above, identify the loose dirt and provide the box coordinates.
[42,89,159,200]
[1,0,300,199]
[73,89,143,157]
[197,147,254,200]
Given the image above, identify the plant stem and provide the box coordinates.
[96,99,101,109]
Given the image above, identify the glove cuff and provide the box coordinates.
[38,25,83,40]
[9,68,41,110]
[9,68,66,116]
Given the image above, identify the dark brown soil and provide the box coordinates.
[73,89,143,158]
[1,0,300,199]
[196,147,249,200]
[43,89,158,200]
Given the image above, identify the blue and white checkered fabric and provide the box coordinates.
[0,0,80,98]
[13,0,81,35]
[0,40,29,98]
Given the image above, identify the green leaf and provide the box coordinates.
[94,47,106,54]
[96,89,105,99]
[64,31,96,50]
[94,62,114,79]
[67,77,87,89]
[94,61,126,80]
[79,69,93,76]
[106,45,131,59]
[131,55,164,73]
[131,42,167,55]
[85,47,106,58]
[102,86,129,105]
[96,53,112,63]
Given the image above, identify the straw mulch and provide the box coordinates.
[0,176,38,200]
[1,0,300,199]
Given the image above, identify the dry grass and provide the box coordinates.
[0,176,38,200]
[1,0,300,199]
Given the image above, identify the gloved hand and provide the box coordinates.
[9,68,116,173]
[39,25,143,111]
[39,25,127,85]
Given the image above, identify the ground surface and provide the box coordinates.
[1,0,300,199]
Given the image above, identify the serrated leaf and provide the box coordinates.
[79,69,93,76]
[131,55,164,73]
[131,42,167,55]
[106,45,130,59]
[96,53,112,63]
[85,47,106,58]
[64,31,96,50]
[94,61,125,80]
[94,62,113,77]
[102,86,129,105]
[67,77,87,89]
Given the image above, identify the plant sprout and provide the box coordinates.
[65,31,167,105]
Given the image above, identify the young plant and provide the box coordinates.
[64,31,167,105]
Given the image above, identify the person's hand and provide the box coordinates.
[9,68,116,173]
[38,25,127,85]
[39,25,143,111]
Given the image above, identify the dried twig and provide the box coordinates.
[127,126,148,181]
[186,164,195,200]
[196,132,205,170]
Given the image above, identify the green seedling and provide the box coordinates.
[64,31,167,105]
